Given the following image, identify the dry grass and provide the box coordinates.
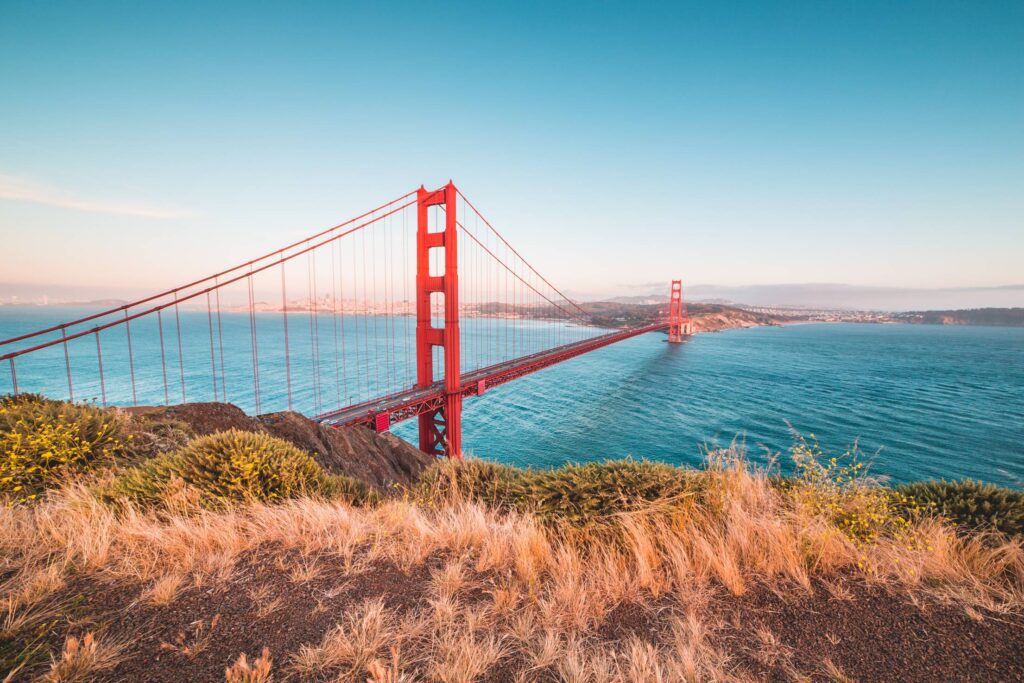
[140,573,185,606]
[159,613,221,659]
[1,449,1022,680]
[224,647,272,683]
[38,632,123,682]
[291,598,397,676]
[247,583,283,620]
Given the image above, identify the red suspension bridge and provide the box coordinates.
[0,183,691,458]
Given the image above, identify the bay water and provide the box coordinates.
[2,308,1021,487]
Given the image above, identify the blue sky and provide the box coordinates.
[1,1,1022,303]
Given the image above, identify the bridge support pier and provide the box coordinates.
[415,182,462,458]
[668,280,690,342]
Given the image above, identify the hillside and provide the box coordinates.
[579,301,793,331]
[893,307,1024,327]
[585,301,1024,331]
[2,396,1023,681]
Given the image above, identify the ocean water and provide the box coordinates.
[2,308,1022,488]
[417,322,1024,488]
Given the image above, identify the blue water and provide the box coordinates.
[418,323,1023,488]
[2,308,1022,487]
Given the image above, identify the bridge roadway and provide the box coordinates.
[316,322,669,431]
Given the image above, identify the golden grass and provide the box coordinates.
[291,598,397,676]
[224,647,272,683]
[140,572,185,606]
[1,449,1021,680]
[38,632,123,683]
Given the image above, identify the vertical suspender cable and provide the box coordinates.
[360,228,369,400]
[371,220,380,395]
[331,233,341,410]
[307,249,318,413]
[215,281,227,402]
[124,310,137,406]
[62,327,73,402]
[206,292,218,401]
[312,248,322,414]
[379,216,388,394]
[402,205,410,388]
[174,301,186,403]
[386,213,396,393]
[157,309,169,405]
[248,271,261,414]
[342,237,350,403]
[281,256,293,411]
[95,332,106,407]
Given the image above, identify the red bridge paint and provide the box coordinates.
[0,182,689,460]
[415,183,463,458]
[668,279,692,342]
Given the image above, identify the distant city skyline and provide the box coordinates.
[1,1,1022,297]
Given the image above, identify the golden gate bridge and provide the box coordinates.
[0,183,691,458]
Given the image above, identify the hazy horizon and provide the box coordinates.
[2,280,1021,313]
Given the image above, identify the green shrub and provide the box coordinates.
[417,457,698,527]
[1,394,130,505]
[329,472,381,507]
[523,459,699,526]
[416,457,532,509]
[893,479,1024,537]
[105,429,350,509]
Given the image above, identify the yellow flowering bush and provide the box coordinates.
[0,394,129,505]
[104,429,368,509]
[785,434,917,545]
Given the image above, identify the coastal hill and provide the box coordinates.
[893,307,1024,327]
[581,301,1024,331]
[579,300,793,332]
[2,395,1023,681]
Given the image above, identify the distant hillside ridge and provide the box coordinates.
[894,308,1024,327]
[580,301,791,331]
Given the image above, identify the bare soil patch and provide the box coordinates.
[714,581,1024,682]
[8,559,1022,682]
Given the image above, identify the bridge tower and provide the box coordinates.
[668,279,690,342]
[415,182,463,458]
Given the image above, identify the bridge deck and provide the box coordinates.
[316,322,668,430]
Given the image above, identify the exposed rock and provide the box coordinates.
[257,410,433,491]
[129,402,256,436]
[129,402,433,490]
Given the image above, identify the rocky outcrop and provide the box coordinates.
[130,402,433,490]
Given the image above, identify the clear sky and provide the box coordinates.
[1,0,1021,303]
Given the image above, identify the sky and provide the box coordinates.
[1,0,1022,307]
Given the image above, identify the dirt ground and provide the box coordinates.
[11,550,1022,682]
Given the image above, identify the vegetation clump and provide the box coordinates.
[784,434,919,544]
[0,393,130,505]
[104,429,365,509]
[895,479,1024,537]
[417,456,699,527]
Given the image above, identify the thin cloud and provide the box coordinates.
[0,173,189,219]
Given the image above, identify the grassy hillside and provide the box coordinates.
[1,397,1022,681]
